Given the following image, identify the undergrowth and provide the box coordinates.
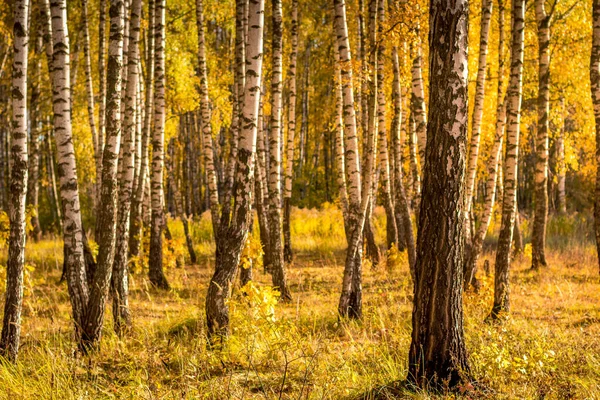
[0,207,597,399]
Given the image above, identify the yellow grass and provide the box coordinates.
[0,207,598,399]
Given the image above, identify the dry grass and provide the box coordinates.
[0,207,598,399]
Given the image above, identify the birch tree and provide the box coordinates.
[375,0,398,250]
[465,0,507,291]
[334,0,371,319]
[556,98,566,213]
[465,0,493,231]
[283,0,298,263]
[129,0,154,260]
[410,38,427,165]
[148,0,169,289]
[81,0,99,200]
[82,0,125,347]
[112,0,143,335]
[49,0,89,345]
[391,44,416,277]
[0,0,29,361]
[592,0,600,274]
[490,0,525,319]
[408,0,470,388]
[98,0,107,197]
[204,0,265,340]
[268,0,292,301]
[532,0,552,269]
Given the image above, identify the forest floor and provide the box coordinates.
[0,206,599,399]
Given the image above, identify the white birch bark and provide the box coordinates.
[283,0,298,263]
[113,0,143,335]
[592,0,600,274]
[196,0,220,236]
[148,0,169,289]
[465,0,493,216]
[83,0,125,347]
[1,0,29,361]
[491,0,525,318]
[532,0,551,269]
[267,0,291,301]
[410,39,427,165]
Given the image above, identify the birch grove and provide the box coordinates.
[0,0,598,393]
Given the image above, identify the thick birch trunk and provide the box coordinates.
[408,0,470,388]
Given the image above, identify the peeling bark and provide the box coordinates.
[408,0,470,388]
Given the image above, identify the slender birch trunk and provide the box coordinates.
[196,0,220,239]
[410,40,427,165]
[491,0,525,319]
[556,98,566,214]
[50,0,89,341]
[407,111,421,203]
[0,0,29,361]
[465,0,506,291]
[362,0,380,269]
[205,0,264,341]
[112,0,142,335]
[532,0,550,269]
[408,0,470,388]
[391,45,416,277]
[132,63,143,197]
[333,45,348,219]
[82,0,125,348]
[267,0,291,301]
[334,0,367,319]
[256,98,272,271]
[129,0,154,260]
[283,0,298,263]
[592,0,600,275]
[465,0,493,233]
[28,23,43,240]
[466,100,507,290]
[45,123,63,230]
[148,0,169,289]
[375,0,397,251]
[98,0,108,201]
[81,0,99,198]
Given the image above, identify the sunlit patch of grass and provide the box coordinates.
[0,211,598,398]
